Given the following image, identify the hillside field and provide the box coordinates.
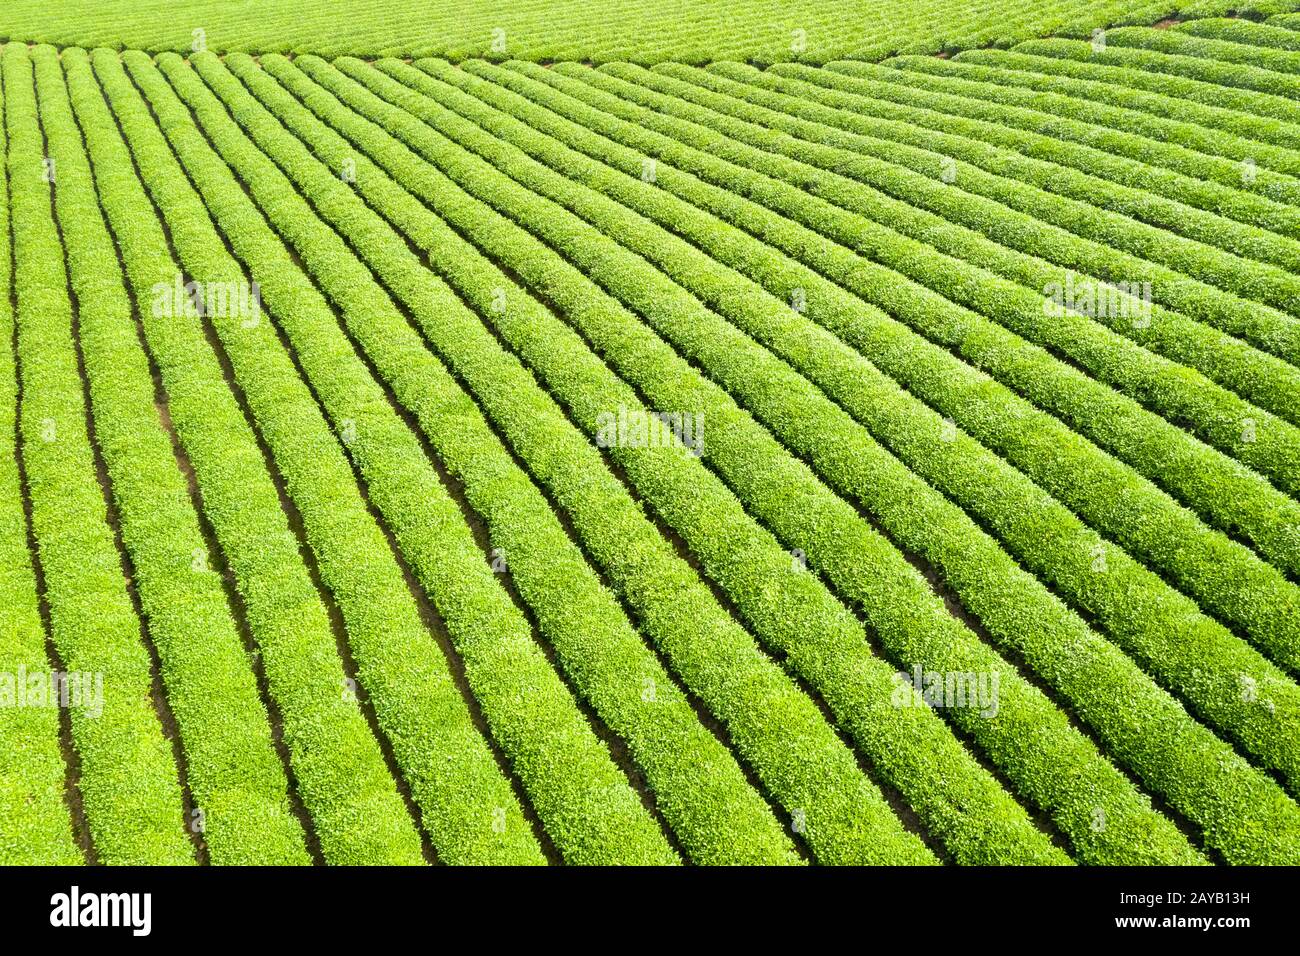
[2,3,1300,866]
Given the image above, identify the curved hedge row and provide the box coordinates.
[809,60,1300,254]
[752,62,1300,323]
[399,53,1300,861]
[0,0,1281,65]
[521,60,1300,673]
[961,43,1300,136]
[1106,24,1300,74]
[92,47,431,865]
[854,57,1300,236]
[756,64,1300,432]
[120,47,658,865]
[661,57,1300,419]
[33,44,310,865]
[323,52,1207,865]
[5,10,1298,865]
[1177,17,1300,49]
[245,49,1060,865]
[0,45,79,866]
[4,43,193,865]
[411,54,1300,813]
[910,49,1300,157]
[189,48,813,867]
[260,52,1084,866]
[692,61,1300,452]
[1014,36,1300,101]
[885,51,1300,191]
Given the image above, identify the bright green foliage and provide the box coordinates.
[0,45,80,866]
[136,46,676,865]
[0,1,1292,63]
[390,54,1300,861]
[31,43,310,866]
[720,61,1300,436]
[4,43,193,865]
[1106,23,1300,74]
[897,50,1300,168]
[800,61,1300,268]
[1178,16,1300,48]
[620,60,1300,494]
[68,44,524,864]
[265,51,1065,866]
[3,6,1300,866]
[191,43,933,865]
[88,47,429,865]
[1015,33,1300,99]
[314,53,1208,865]
[182,47,797,865]
[959,42,1300,136]
[505,60,1300,674]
